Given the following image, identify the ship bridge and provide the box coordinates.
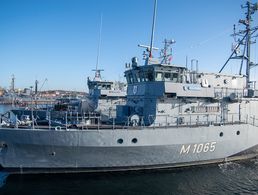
[125,63,186,84]
[117,60,188,126]
[124,60,216,99]
[118,54,248,126]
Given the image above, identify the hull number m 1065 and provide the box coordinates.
[180,142,216,155]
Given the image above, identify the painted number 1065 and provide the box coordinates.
[180,142,216,155]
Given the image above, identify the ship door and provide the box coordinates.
[221,101,228,123]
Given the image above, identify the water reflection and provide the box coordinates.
[1,161,258,195]
[0,172,9,188]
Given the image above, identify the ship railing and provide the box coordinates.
[47,113,258,130]
[4,109,256,131]
[60,113,258,130]
[10,110,258,130]
[65,112,101,130]
[150,113,246,129]
[214,87,246,99]
[27,111,102,130]
[248,115,258,127]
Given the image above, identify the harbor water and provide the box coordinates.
[1,104,258,194]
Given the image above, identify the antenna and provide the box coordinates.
[149,0,157,58]
[93,14,104,81]
[219,1,258,90]
[96,14,103,72]
[138,44,159,51]
[160,39,175,65]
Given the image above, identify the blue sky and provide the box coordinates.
[0,0,257,91]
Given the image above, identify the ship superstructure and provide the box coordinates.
[117,43,250,127]
[86,14,127,119]
[87,68,126,120]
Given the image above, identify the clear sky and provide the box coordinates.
[0,0,257,92]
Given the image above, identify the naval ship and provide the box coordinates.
[87,68,126,120]
[0,1,258,174]
[8,69,126,127]
[87,14,127,120]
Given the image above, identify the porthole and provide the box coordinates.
[219,132,223,137]
[117,138,123,144]
[0,142,7,148]
[236,131,240,135]
[132,138,138,143]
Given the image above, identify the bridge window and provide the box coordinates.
[147,70,154,81]
[139,71,144,82]
[164,72,171,81]
[100,84,111,90]
[132,73,138,83]
[172,73,178,82]
[134,72,140,83]
[129,74,133,84]
[143,72,148,81]
[126,74,133,84]
[126,76,130,84]
[106,84,111,90]
[144,71,154,81]
[155,72,163,81]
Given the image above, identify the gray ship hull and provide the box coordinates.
[0,124,258,174]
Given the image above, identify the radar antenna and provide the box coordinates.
[160,39,176,65]
[219,1,258,90]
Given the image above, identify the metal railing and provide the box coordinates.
[214,87,247,99]
[151,113,243,128]
[1,110,258,131]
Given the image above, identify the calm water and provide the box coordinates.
[1,105,258,194]
[1,162,258,194]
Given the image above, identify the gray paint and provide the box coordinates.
[0,124,257,171]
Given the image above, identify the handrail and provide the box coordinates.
[213,87,248,99]
[2,109,258,130]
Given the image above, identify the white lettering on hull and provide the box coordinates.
[180,142,217,155]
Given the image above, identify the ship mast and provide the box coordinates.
[245,1,254,87]
[149,0,157,58]
[219,1,258,90]
[92,14,104,81]
[138,0,159,65]
[160,39,175,65]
